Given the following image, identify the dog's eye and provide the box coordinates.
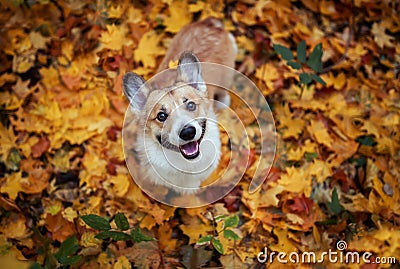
[186,101,196,111]
[156,112,168,122]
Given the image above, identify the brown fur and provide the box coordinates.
[156,17,237,104]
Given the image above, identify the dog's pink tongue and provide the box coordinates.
[180,141,199,158]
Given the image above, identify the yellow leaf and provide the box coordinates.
[100,24,132,51]
[189,1,205,12]
[108,5,124,19]
[1,172,23,200]
[236,35,255,52]
[308,159,332,183]
[12,53,35,73]
[180,217,211,244]
[287,140,317,161]
[45,200,63,216]
[126,7,143,24]
[307,120,333,148]
[134,31,166,69]
[259,185,284,207]
[278,166,312,196]
[29,31,48,50]
[157,223,177,252]
[0,124,17,162]
[39,66,59,89]
[168,59,178,69]
[286,213,304,225]
[62,207,78,222]
[80,231,102,248]
[109,174,131,198]
[255,63,279,93]
[114,255,130,269]
[0,246,30,269]
[270,228,297,253]
[164,1,192,33]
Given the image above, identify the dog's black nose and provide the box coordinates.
[179,126,196,141]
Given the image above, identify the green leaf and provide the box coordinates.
[305,152,318,161]
[54,235,79,261]
[297,40,307,63]
[59,255,82,266]
[95,231,132,241]
[273,44,294,61]
[299,73,312,85]
[223,215,239,229]
[115,213,130,231]
[211,238,224,254]
[310,73,327,85]
[287,61,302,70]
[356,135,376,146]
[327,188,343,214]
[223,229,240,240]
[29,262,44,269]
[131,228,155,243]
[306,43,323,72]
[214,215,226,222]
[81,214,111,231]
[197,234,213,244]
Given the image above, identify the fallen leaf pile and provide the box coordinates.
[0,0,399,268]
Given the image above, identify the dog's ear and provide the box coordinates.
[123,72,149,111]
[177,52,206,92]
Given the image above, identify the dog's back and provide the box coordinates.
[156,17,237,107]
[157,17,237,71]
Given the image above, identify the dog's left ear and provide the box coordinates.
[177,52,206,92]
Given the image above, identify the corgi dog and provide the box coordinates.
[123,17,237,194]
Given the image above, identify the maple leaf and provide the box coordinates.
[371,22,394,48]
[100,24,132,51]
[307,120,333,148]
[133,31,166,69]
[163,1,192,33]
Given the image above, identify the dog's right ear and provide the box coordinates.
[123,72,148,111]
[177,52,206,92]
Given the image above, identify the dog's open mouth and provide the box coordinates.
[179,120,206,160]
[156,119,206,160]
[179,140,200,159]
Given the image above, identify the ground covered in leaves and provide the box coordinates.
[0,0,399,268]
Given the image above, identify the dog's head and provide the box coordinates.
[123,52,216,160]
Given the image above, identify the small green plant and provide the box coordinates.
[273,40,326,93]
[30,235,82,269]
[195,214,241,255]
[30,213,153,269]
[327,187,344,215]
[81,213,155,242]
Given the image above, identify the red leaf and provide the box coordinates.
[106,157,124,175]
[31,137,50,158]
[330,169,356,193]
[286,194,314,214]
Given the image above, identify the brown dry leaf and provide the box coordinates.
[371,21,395,48]
[45,212,76,242]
